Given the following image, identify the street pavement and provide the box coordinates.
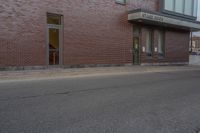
[0,70,200,133]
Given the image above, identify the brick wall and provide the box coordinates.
[127,0,159,11]
[0,0,47,67]
[0,0,189,68]
[140,26,190,64]
[165,29,190,63]
[63,1,132,66]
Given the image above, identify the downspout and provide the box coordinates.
[191,32,193,53]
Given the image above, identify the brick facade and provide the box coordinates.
[0,0,190,68]
[140,26,190,64]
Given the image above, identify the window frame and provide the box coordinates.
[174,0,184,14]
[47,13,62,25]
[145,29,154,57]
[184,0,193,16]
[115,0,126,5]
[157,30,165,58]
[160,0,198,20]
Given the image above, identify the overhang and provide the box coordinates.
[128,9,200,31]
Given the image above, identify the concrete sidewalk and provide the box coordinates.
[0,65,200,82]
[190,55,200,65]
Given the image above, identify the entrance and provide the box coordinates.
[133,37,140,64]
[47,14,62,66]
[133,26,140,65]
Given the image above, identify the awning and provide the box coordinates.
[128,9,200,31]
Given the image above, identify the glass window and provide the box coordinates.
[185,0,193,16]
[47,14,61,25]
[133,27,140,37]
[165,0,174,11]
[115,0,126,4]
[175,0,184,14]
[163,0,198,18]
[157,31,165,57]
[49,28,60,65]
[145,30,153,57]
[193,0,198,17]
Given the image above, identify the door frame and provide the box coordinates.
[46,23,63,67]
[133,37,140,65]
[132,25,141,65]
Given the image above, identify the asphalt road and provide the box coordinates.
[0,70,200,133]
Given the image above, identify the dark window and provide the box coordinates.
[47,14,61,25]
[145,30,153,57]
[157,31,165,58]
[115,0,126,4]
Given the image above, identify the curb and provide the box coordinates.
[0,66,200,83]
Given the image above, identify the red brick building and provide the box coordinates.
[0,0,199,69]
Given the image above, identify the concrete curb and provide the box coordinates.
[0,66,200,82]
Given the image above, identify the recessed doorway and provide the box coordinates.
[133,37,140,65]
[133,26,140,65]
